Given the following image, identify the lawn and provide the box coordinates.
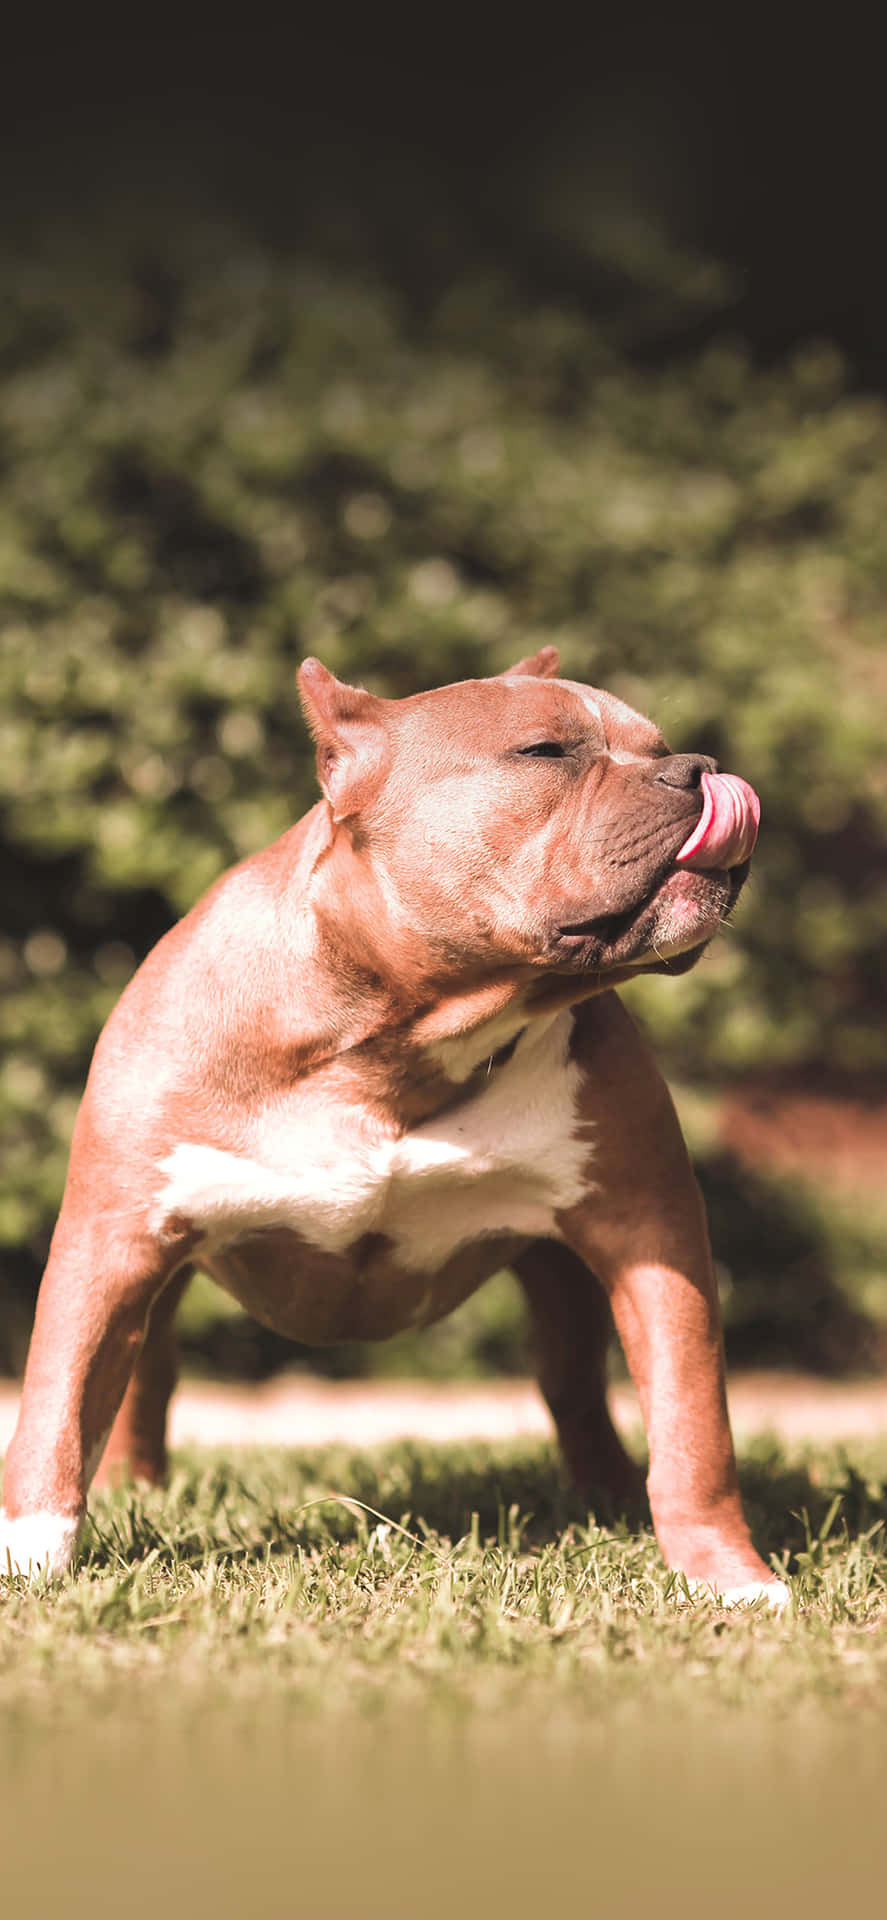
[2,1435,887,1916]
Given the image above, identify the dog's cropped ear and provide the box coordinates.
[297,659,390,823]
[501,647,560,679]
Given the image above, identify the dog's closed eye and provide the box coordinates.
[517,742,569,759]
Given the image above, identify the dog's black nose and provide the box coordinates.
[653,753,718,790]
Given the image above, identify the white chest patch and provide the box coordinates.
[152,1011,593,1273]
[424,999,537,1084]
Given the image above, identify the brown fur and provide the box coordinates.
[1,652,783,1600]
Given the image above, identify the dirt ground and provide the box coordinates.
[2,1370,887,1459]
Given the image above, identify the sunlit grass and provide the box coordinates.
[3,1436,887,1717]
[2,1437,886,1916]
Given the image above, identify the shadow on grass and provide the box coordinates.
[738,1448,887,1560]
[85,1437,887,1576]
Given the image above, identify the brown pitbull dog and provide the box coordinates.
[0,650,787,1604]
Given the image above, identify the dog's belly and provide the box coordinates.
[153,1010,594,1338]
[204,1229,527,1343]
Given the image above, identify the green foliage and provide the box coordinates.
[1,227,885,1313]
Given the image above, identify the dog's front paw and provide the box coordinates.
[687,1575,791,1612]
[721,1577,791,1611]
[0,1510,81,1582]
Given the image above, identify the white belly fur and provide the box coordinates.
[152,1010,593,1273]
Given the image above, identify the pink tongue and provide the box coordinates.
[675,771,760,870]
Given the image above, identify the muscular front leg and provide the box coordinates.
[1,1209,180,1580]
[559,994,787,1606]
[514,1241,646,1518]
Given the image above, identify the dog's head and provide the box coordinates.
[298,649,758,983]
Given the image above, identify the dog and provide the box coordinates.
[0,649,787,1604]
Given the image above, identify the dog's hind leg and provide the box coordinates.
[92,1268,192,1489]
[514,1240,646,1519]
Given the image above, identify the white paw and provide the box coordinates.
[720,1577,790,1611]
[686,1575,790,1611]
[0,1510,81,1581]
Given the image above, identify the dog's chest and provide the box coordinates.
[154,1010,592,1273]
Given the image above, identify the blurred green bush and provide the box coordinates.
[1,227,885,1366]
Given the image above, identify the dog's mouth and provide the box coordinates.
[556,866,737,965]
[554,771,760,973]
[558,900,648,947]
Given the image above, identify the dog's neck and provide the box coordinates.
[270,805,631,1129]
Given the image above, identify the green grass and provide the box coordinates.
[3,1435,887,1916]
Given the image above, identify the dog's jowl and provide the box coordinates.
[0,650,786,1606]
